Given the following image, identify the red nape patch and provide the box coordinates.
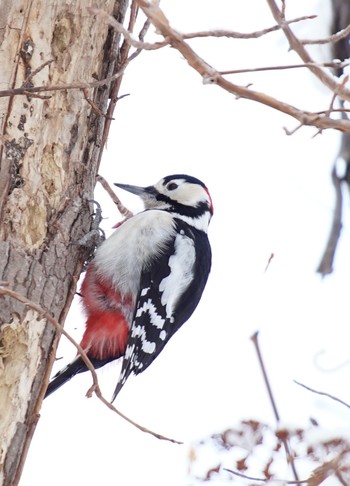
[205,187,214,214]
[80,311,129,360]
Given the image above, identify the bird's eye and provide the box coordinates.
[167,182,178,191]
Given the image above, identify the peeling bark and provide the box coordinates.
[0,1,128,484]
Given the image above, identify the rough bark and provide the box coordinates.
[0,1,128,485]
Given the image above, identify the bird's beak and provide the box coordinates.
[114,183,157,198]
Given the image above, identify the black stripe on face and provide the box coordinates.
[157,196,211,218]
[162,174,207,189]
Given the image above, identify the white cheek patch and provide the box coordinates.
[176,184,205,206]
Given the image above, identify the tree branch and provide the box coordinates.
[0,71,125,98]
[182,15,317,40]
[302,23,350,46]
[294,380,350,410]
[220,60,350,76]
[223,468,309,484]
[3,4,350,134]
[316,164,343,276]
[265,0,350,104]
[96,174,134,219]
[0,286,182,444]
[251,331,300,482]
[133,0,350,133]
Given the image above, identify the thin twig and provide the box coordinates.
[93,388,182,443]
[0,286,182,444]
[251,331,300,481]
[82,88,107,117]
[223,468,309,484]
[93,11,317,47]
[22,91,52,100]
[313,75,350,137]
[307,455,347,486]
[283,123,303,136]
[294,380,350,410]
[220,60,350,76]
[336,470,348,486]
[0,70,126,98]
[264,252,274,273]
[0,286,99,384]
[88,7,162,50]
[21,60,53,86]
[96,174,133,219]
[251,332,280,421]
[183,15,317,40]
[302,23,350,46]
[315,108,350,115]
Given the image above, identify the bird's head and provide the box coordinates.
[115,174,213,229]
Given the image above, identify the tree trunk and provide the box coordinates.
[0,1,128,484]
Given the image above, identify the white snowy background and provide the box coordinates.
[21,1,350,485]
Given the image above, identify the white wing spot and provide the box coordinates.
[141,339,156,354]
[159,233,195,318]
[136,299,165,329]
[140,287,150,297]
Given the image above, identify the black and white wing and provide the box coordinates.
[112,219,211,400]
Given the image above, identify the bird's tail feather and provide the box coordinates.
[45,356,88,398]
[45,355,115,398]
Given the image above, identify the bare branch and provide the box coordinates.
[265,0,350,104]
[95,2,152,152]
[307,455,348,486]
[0,286,182,444]
[0,286,99,384]
[251,331,281,422]
[88,6,164,50]
[92,387,182,444]
[134,0,350,133]
[220,60,350,76]
[82,88,108,118]
[96,174,134,219]
[21,60,54,86]
[183,15,317,40]
[0,70,125,98]
[251,331,300,481]
[336,470,349,486]
[294,380,350,410]
[302,23,350,46]
[3,5,347,136]
[223,468,309,484]
[264,252,274,273]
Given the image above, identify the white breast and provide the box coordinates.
[93,210,176,296]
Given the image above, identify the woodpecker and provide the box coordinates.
[45,174,213,401]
